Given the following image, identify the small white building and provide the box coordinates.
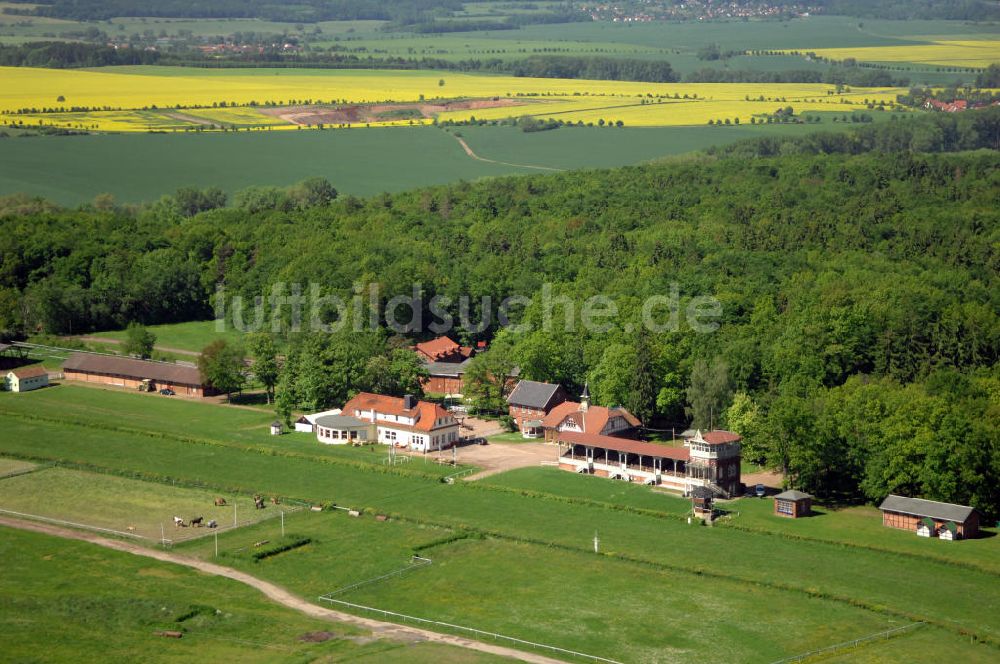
[3,366,48,393]
[315,414,371,445]
[337,392,460,453]
[294,409,342,433]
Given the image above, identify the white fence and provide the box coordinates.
[770,622,925,663]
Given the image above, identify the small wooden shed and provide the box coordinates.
[773,490,813,518]
[691,485,715,520]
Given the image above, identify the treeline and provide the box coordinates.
[813,0,1000,20]
[0,41,678,83]
[2,0,464,23]
[3,0,589,29]
[1,110,998,514]
[503,55,678,82]
[686,66,909,87]
[708,106,1000,157]
[0,42,161,68]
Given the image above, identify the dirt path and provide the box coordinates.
[0,516,566,664]
[450,133,565,172]
[74,336,200,357]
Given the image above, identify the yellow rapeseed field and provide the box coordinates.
[792,39,1000,68]
[0,65,908,131]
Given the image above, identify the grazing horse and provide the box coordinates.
[214,497,227,507]
[173,516,184,528]
[253,495,265,510]
[270,496,280,505]
[190,516,204,527]
[126,525,136,533]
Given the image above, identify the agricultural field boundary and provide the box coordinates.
[0,516,569,664]
[318,596,624,664]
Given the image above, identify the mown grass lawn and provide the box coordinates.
[0,526,512,664]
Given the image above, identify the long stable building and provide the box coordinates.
[62,353,215,397]
[557,428,742,497]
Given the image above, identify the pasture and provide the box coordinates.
[0,466,284,540]
[2,386,1000,653]
[0,526,509,664]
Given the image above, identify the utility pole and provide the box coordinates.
[281,510,285,538]
[234,502,237,528]
[214,529,218,558]
[160,523,165,548]
[593,531,600,554]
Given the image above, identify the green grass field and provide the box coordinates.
[2,385,1000,661]
[0,455,36,476]
[86,319,242,353]
[0,525,511,663]
[0,384,472,478]
[0,123,875,205]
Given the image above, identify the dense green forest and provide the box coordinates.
[1,109,998,516]
[1,0,588,28]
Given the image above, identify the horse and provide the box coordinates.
[126,525,136,533]
[214,497,227,507]
[270,496,280,505]
[173,516,184,528]
[190,516,204,527]
[206,520,217,529]
[254,495,265,510]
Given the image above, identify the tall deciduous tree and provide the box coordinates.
[245,332,279,404]
[686,357,732,430]
[122,322,155,359]
[198,340,245,402]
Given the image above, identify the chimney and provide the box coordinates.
[403,394,416,410]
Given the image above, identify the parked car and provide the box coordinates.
[755,483,766,498]
[159,388,175,396]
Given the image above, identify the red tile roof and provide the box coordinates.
[541,401,641,433]
[414,336,462,361]
[701,430,742,445]
[342,392,453,432]
[559,431,689,461]
[8,365,47,379]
